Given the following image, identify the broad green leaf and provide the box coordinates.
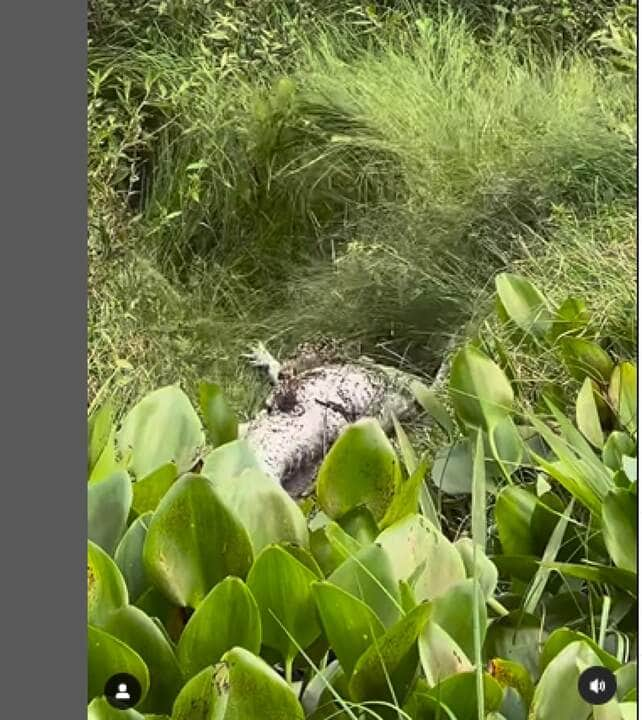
[246,545,320,665]
[317,418,401,522]
[201,438,265,482]
[377,514,466,603]
[312,581,385,678]
[88,624,149,705]
[419,620,473,686]
[430,578,487,662]
[529,640,602,720]
[602,488,637,572]
[143,474,253,607]
[338,505,379,545]
[602,432,636,472]
[559,338,614,385]
[131,463,178,517]
[495,272,551,339]
[199,381,238,448]
[309,521,362,576]
[380,458,430,528]
[454,537,498,600]
[620,703,638,720]
[89,425,123,485]
[212,468,308,553]
[608,362,637,434]
[88,470,133,555]
[448,345,513,431]
[88,540,128,627]
[484,611,544,681]
[409,379,454,437]
[549,296,590,340]
[491,415,524,475]
[88,696,144,719]
[281,543,323,577]
[540,629,620,674]
[327,543,402,628]
[89,400,114,475]
[576,378,604,448]
[117,385,204,478]
[171,648,304,720]
[134,587,181,643]
[615,662,637,701]
[102,605,183,714]
[348,602,431,704]
[115,512,153,603]
[177,576,261,680]
[423,671,504,720]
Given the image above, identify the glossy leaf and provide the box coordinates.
[102,605,183,713]
[454,537,498,600]
[199,381,238,448]
[495,272,551,339]
[529,640,601,720]
[312,581,385,678]
[559,338,614,385]
[213,468,308,553]
[540,629,620,673]
[602,488,637,572]
[88,470,133,555]
[602,432,636,472]
[327,543,402,628]
[177,576,260,679]
[171,648,305,720]
[485,611,544,681]
[309,521,362,576]
[115,512,153,603]
[88,624,149,705]
[338,505,379,545]
[89,400,114,475]
[131,463,178,517]
[317,418,401,522]
[608,362,637,434]
[430,578,487,662]
[143,474,254,607]
[377,514,466,603]
[423,671,504,720]
[117,385,204,478]
[448,344,514,431]
[246,545,320,665]
[201,438,265,483]
[348,601,431,704]
[576,377,604,448]
[541,561,637,594]
[88,540,128,627]
[419,620,473,685]
[489,657,534,706]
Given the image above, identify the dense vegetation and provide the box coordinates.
[87,2,637,719]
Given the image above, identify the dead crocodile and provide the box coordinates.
[239,341,424,498]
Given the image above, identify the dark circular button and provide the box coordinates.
[104,673,142,710]
[577,666,617,705]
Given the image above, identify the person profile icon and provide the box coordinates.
[115,683,131,700]
[104,673,142,709]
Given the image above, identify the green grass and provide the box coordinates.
[88,7,636,417]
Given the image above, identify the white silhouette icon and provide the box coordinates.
[115,683,131,701]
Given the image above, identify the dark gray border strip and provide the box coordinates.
[0,2,87,716]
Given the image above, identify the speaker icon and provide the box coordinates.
[589,678,606,695]
[578,666,617,705]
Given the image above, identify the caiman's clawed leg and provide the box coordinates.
[241,342,282,386]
